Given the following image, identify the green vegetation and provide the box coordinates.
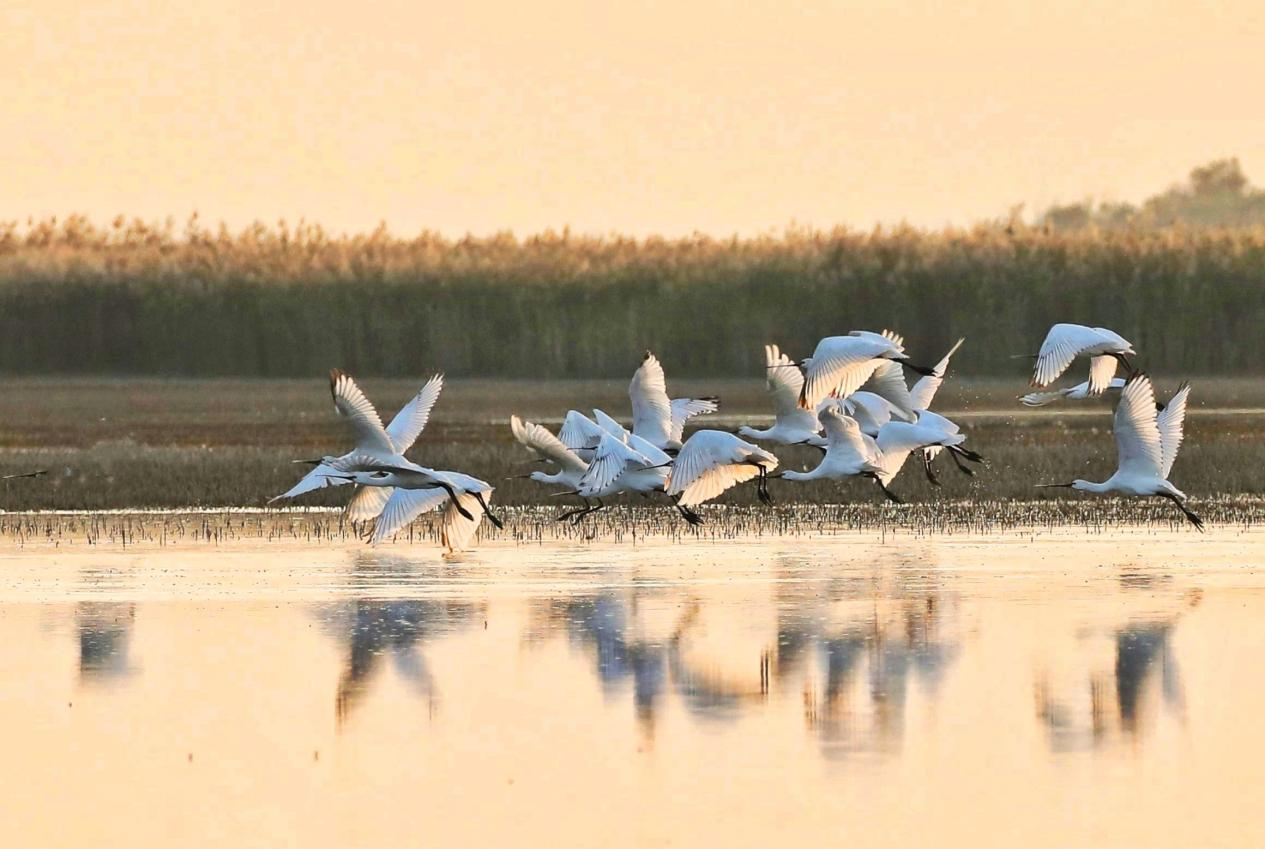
[1,209,1263,378]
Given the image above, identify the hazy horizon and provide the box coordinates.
[5,0,1264,237]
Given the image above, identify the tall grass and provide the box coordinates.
[1,216,1262,377]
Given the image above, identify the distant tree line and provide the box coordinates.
[0,205,1262,379]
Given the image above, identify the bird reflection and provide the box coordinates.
[1034,579,1198,752]
[76,602,137,684]
[321,554,484,727]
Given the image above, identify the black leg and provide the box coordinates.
[556,496,591,522]
[867,472,904,504]
[474,491,503,529]
[1160,492,1205,532]
[948,448,975,476]
[923,452,941,486]
[439,484,474,521]
[675,503,703,525]
[571,498,605,524]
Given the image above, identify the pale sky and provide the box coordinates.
[4,0,1265,236]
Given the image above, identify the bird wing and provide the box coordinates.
[268,463,353,502]
[1086,355,1119,395]
[1032,324,1105,388]
[669,397,719,443]
[1112,375,1164,478]
[559,410,605,451]
[580,431,653,495]
[593,408,631,438]
[841,391,893,435]
[441,493,486,552]
[510,415,588,473]
[799,337,891,410]
[874,421,965,482]
[859,359,916,421]
[371,487,450,543]
[629,353,673,446]
[673,465,762,507]
[665,431,728,496]
[329,369,396,455]
[819,407,880,467]
[909,337,964,411]
[1019,388,1074,407]
[627,432,672,466]
[344,485,393,522]
[384,374,444,454]
[914,408,961,436]
[1157,382,1191,478]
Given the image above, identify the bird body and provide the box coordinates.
[797,332,911,411]
[1031,324,1135,393]
[1020,378,1128,407]
[738,344,824,445]
[1037,375,1200,529]
[666,430,779,508]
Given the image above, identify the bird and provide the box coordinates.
[325,455,502,550]
[737,344,824,446]
[1027,324,1136,394]
[909,337,966,412]
[1036,374,1201,530]
[629,352,718,450]
[272,370,443,523]
[509,414,590,491]
[1020,378,1128,407]
[794,331,935,412]
[665,430,779,512]
[776,405,974,502]
[570,429,685,523]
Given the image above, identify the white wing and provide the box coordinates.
[580,431,654,496]
[799,336,896,410]
[914,408,961,436]
[510,415,588,474]
[874,421,964,483]
[384,374,443,454]
[344,485,392,522]
[1157,382,1191,478]
[859,359,916,421]
[268,463,353,502]
[669,397,719,443]
[1020,377,1126,406]
[559,410,605,451]
[329,369,395,455]
[371,487,450,543]
[1086,355,1118,395]
[667,431,774,506]
[626,432,672,466]
[819,408,880,468]
[909,337,964,411]
[593,408,631,438]
[1112,375,1164,478]
[842,391,893,436]
[673,465,761,507]
[440,493,486,552]
[1032,324,1107,388]
[629,353,674,447]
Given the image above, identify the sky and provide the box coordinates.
[4,0,1265,237]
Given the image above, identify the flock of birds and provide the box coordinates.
[3,322,1198,550]
[204,321,1196,552]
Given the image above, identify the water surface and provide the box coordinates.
[1,531,1262,848]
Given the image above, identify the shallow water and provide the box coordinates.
[2,531,1263,848]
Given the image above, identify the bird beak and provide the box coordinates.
[293,458,323,466]
[1034,482,1074,488]
[506,474,534,480]
[320,474,356,482]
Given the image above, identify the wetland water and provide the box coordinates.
[2,531,1263,848]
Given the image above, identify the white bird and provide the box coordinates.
[777,405,970,502]
[1020,378,1128,407]
[838,390,983,485]
[273,370,443,523]
[666,430,779,511]
[629,352,718,450]
[909,337,966,412]
[509,414,590,490]
[737,344,824,446]
[1036,375,1201,530]
[1028,324,1136,393]
[569,429,683,522]
[794,331,934,412]
[326,456,502,550]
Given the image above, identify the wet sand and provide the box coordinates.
[1,531,1263,847]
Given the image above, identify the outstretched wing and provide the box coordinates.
[669,397,719,443]
[799,337,894,410]
[580,431,654,496]
[842,391,893,436]
[1157,382,1191,478]
[629,353,673,446]
[344,485,393,522]
[909,337,964,411]
[440,493,486,552]
[1086,355,1118,395]
[559,410,605,452]
[1112,375,1164,478]
[510,415,588,474]
[1032,324,1104,388]
[371,488,450,543]
[385,374,444,454]
[667,431,773,506]
[819,407,880,467]
[859,359,915,421]
[268,462,353,502]
[874,421,965,483]
[330,369,395,455]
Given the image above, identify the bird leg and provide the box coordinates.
[473,491,503,529]
[865,472,904,504]
[555,496,592,522]
[1159,492,1205,532]
[570,498,605,524]
[436,483,475,521]
[922,453,941,486]
[676,503,703,526]
[947,447,976,476]
[751,463,773,506]
[1111,351,1138,377]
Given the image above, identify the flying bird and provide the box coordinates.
[737,344,824,446]
[1028,324,1136,394]
[629,352,718,450]
[666,430,779,512]
[794,331,934,412]
[1020,378,1128,407]
[1036,375,1200,530]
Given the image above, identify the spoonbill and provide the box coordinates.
[795,331,934,412]
[1028,324,1136,394]
[326,456,502,550]
[570,430,689,523]
[1036,375,1201,530]
[629,352,718,450]
[666,430,779,510]
[509,414,589,489]
[273,370,443,523]
[1020,378,1127,407]
[737,344,824,446]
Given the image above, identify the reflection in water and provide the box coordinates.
[320,554,485,726]
[1034,578,1199,752]
[76,602,137,684]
